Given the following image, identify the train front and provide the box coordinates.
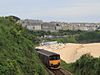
[49,54,60,69]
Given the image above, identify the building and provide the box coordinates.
[21,19,100,32]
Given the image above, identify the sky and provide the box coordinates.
[0,0,100,22]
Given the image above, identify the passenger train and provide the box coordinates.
[36,48,60,69]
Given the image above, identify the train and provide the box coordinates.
[36,48,60,69]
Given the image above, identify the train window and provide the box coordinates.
[49,55,60,60]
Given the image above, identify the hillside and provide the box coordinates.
[0,17,48,75]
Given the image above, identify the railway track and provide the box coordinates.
[51,69,65,75]
[46,68,72,75]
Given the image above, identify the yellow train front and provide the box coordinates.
[36,48,60,69]
[49,54,60,69]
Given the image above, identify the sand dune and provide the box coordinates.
[37,43,100,63]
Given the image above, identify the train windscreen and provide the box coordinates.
[49,55,60,60]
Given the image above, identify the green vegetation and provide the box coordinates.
[1,16,100,75]
[61,60,73,73]
[61,54,100,75]
[76,31,100,43]
[31,30,100,43]
[0,17,48,75]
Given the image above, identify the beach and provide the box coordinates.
[37,43,100,63]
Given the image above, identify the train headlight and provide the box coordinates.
[51,64,53,66]
[58,62,60,65]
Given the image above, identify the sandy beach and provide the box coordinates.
[37,43,100,63]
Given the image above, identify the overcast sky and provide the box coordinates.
[0,0,100,22]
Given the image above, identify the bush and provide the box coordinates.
[61,54,100,75]
[0,16,48,75]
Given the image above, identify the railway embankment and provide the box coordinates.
[0,16,48,75]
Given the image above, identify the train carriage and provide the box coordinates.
[36,48,60,69]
